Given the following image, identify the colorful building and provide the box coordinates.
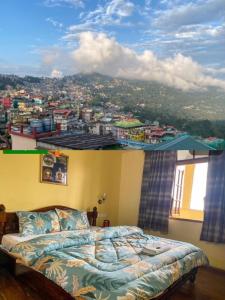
[113,119,145,140]
[0,98,11,109]
[53,109,77,131]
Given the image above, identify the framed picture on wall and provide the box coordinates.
[40,153,68,185]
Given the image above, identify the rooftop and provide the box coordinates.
[53,109,73,117]
[144,135,215,151]
[114,119,144,128]
[38,133,119,150]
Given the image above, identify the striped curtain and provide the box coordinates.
[138,151,177,233]
[200,151,225,243]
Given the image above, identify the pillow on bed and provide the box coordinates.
[17,210,60,236]
[55,209,90,231]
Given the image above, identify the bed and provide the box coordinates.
[0,204,208,300]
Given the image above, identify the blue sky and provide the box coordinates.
[0,0,224,90]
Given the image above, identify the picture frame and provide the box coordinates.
[40,153,68,186]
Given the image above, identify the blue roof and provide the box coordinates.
[144,135,215,151]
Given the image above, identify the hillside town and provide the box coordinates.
[0,85,224,151]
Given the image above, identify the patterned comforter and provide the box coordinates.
[8,226,208,300]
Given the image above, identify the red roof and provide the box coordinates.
[49,102,58,106]
[53,109,72,117]
[206,137,217,141]
[0,97,11,108]
[151,127,163,132]
[151,131,165,137]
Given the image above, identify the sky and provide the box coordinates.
[0,0,225,90]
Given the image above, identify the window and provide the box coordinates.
[190,162,208,211]
[171,161,208,221]
[171,165,185,215]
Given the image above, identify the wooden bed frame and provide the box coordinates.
[0,204,98,243]
[0,204,198,300]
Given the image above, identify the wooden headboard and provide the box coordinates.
[0,204,98,243]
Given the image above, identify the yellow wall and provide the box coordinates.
[0,150,122,226]
[118,151,145,225]
[182,164,194,210]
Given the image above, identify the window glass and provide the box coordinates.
[190,162,208,211]
[172,165,185,213]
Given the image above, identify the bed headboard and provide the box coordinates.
[0,204,98,243]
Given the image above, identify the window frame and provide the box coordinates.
[171,156,209,222]
[171,166,185,215]
[176,157,209,166]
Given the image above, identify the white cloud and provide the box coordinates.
[175,24,225,39]
[142,0,151,15]
[43,0,84,8]
[154,0,225,31]
[40,47,76,75]
[62,33,79,42]
[43,31,225,91]
[46,17,63,29]
[63,0,135,37]
[206,67,225,75]
[51,69,63,78]
[106,0,134,17]
[67,22,93,34]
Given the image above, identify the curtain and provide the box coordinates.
[200,151,225,243]
[138,151,177,233]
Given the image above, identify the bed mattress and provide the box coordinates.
[6,226,208,300]
[1,227,99,251]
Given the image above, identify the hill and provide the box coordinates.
[0,72,225,122]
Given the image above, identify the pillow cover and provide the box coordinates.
[55,209,90,231]
[17,210,60,236]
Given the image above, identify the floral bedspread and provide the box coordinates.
[9,226,208,300]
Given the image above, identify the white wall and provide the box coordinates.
[11,135,36,150]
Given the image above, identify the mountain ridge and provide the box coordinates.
[0,72,225,122]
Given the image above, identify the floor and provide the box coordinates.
[172,267,225,300]
[0,267,225,300]
[0,268,40,300]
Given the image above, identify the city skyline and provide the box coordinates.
[0,0,225,91]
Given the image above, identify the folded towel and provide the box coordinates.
[141,245,171,256]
